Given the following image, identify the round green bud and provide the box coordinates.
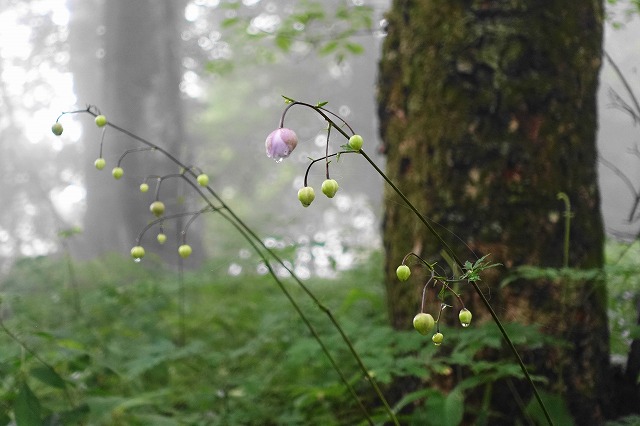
[94,158,106,170]
[112,167,124,180]
[139,183,149,193]
[396,264,411,281]
[178,244,192,259]
[130,246,145,259]
[348,134,363,151]
[95,115,107,127]
[197,173,209,187]
[413,313,435,335]
[51,122,63,136]
[459,308,472,327]
[149,201,165,217]
[156,233,167,244]
[432,332,444,346]
[321,179,339,198]
[298,186,315,207]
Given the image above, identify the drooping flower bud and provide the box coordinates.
[396,265,411,281]
[321,179,339,198]
[413,313,435,335]
[432,332,444,346]
[298,186,315,207]
[459,308,472,327]
[265,128,298,162]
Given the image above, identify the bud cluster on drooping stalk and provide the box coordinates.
[51,107,216,262]
[264,101,366,209]
[396,257,473,346]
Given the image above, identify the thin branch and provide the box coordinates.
[598,155,640,222]
[605,50,640,121]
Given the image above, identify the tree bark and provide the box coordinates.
[378,0,610,423]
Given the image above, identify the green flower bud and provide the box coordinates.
[197,173,209,187]
[348,134,363,151]
[178,244,192,258]
[112,167,124,180]
[396,264,411,281]
[149,201,165,217]
[413,313,435,335]
[130,246,145,259]
[157,233,167,244]
[459,308,472,327]
[139,183,149,193]
[298,186,315,207]
[51,122,63,136]
[94,158,106,170]
[95,115,107,127]
[321,179,339,198]
[432,332,444,346]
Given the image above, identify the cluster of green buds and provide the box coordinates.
[396,254,473,346]
[264,98,366,208]
[52,106,214,262]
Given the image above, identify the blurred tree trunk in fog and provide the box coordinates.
[69,0,202,262]
[378,0,612,423]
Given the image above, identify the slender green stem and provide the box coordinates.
[557,192,571,269]
[215,209,374,424]
[64,108,396,424]
[202,186,399,425]
[358,149,553,426]
[0,318,75,407]
[279,101,552,425]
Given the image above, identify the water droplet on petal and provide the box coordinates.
[134,258,141,263]
[461,322,470,328]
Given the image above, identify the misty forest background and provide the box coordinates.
[1,0,640,425]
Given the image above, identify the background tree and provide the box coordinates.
[378,1,611,423]
[68,0,201,261]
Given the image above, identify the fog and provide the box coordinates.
[0,0,638,274]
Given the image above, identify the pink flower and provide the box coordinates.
[265,128,298,161]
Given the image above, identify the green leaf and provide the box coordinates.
[319,40,339,55]
[221,17,240,28]
[281,95,296,104]
[275,34,292,52]
[392,388,440,415]
[316,101,328,107]
[30,365,66,389]
[444,388,464,426]
[15,381,42,426]
[55,404,90,424]
[345,42,364,54]
[525,390,575,426]
[204,60,234,76]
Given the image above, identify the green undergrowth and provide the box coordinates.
[0,251,560,425]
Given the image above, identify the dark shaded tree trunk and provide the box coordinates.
[378,0,611,423]
[70,0,201,263]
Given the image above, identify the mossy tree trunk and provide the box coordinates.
[378,0,611,423]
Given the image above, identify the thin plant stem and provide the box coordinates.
[359,148,554,426]
[605,51,640,121]
[0,318,75,407]
[278,101,553,426]
[557,192,571,269]
[62,107,395,425]
[215,208,375,425]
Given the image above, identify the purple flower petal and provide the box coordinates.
[266,128,298,161]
